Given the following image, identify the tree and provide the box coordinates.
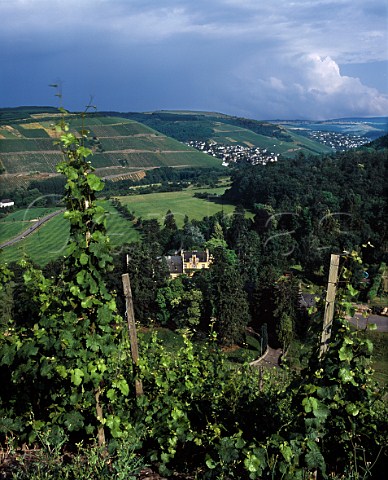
[156,276,203,329]
[236,230,262,296]
[140,218,162,246]
[209,246,250,345]
[161,209,179,252]
[249,265,279,345]
[212,220,225,240]
[227,205,250,253]
[163,209,177,232]
[182,222,205,250]
[124,242,169,324]
[276,312,293,352]
[273,275,299,344]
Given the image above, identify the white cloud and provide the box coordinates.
[301,55,388,117]
[269,77,286,91]
[303,55,347,94]
[234,54,388,119]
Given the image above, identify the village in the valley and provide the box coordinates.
[186,140,279,166]
[306,130,371,150]
[187,130,371,167]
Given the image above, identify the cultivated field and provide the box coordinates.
[0,111,219,194]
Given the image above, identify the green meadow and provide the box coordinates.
[0,186,242,265]
[102,200,139,247]
[116,186,240,227]
[0,213,70,265]
[0,202,141,265]
[0,207,60,244]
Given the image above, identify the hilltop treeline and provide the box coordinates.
[0,106,60,125]
[103,166,225,195]
[103,111,291,142]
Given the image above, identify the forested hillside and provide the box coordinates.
[223,145,387,267]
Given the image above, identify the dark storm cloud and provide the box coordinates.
[0,0,387,119]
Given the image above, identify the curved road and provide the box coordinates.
[0,209,65,249]
[250,346,282,369]
[300,293,388,332]
[348,313,388,332]
[249,312,388,371]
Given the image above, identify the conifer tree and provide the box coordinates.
[210,246,250,344]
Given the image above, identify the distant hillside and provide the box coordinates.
[367,133,388,149]
[0,110,219,194]
[276,117,388,140]
[0,106,60,124]
[104,110,333,156]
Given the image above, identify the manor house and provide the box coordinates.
[165,250,212,278]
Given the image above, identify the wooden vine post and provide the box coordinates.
[319,254,340,359]
[122,273,143,396]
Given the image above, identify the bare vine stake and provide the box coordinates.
[259,366,263,392]
[122,273,143,396]
[314,255,340,479]
[319,254,340,359]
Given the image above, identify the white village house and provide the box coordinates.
[0,199,14,208]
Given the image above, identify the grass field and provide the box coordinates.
[0,213,70,265]
[0,187,239,265]
[0,201,141,265]
[116,186,241,227]
[0,207,60,244]
[102,200,139,247]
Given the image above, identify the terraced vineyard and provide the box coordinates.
[0,107,338,196]
[0,110,219,194]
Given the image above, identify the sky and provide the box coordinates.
[1,0,387,120]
